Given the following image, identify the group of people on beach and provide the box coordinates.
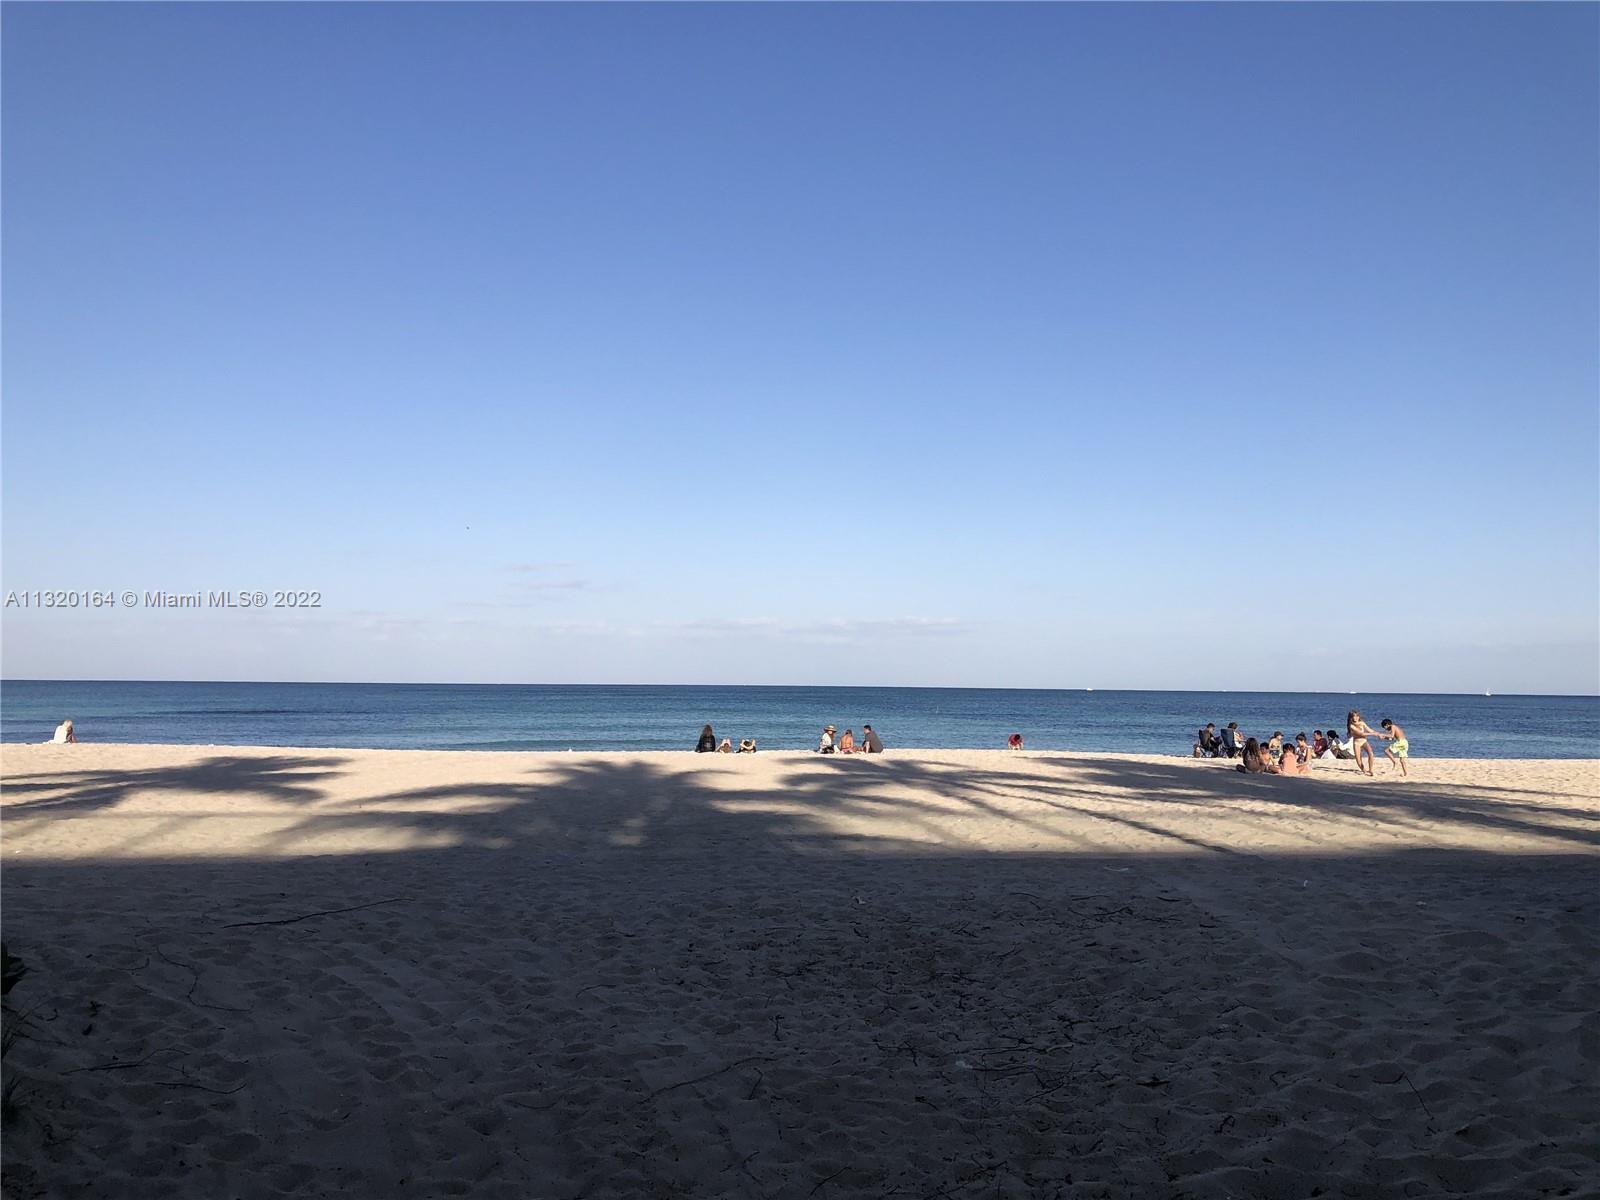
[817,724,883,754]
[1193,710,1409,778]
[695,725,758,754]
[694,723,886,754]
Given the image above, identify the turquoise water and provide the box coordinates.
[2,681,1596,758]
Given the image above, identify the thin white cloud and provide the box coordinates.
[539,620,619,637]
[459,564,598,609]
[667,616,967,642]
[502,561,579,574]
[520,579,592,592]
[464,580,593,607]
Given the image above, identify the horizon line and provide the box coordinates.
[2,678,1595,699]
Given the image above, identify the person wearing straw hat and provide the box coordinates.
[818,725,836,754]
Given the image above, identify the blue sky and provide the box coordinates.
[3,3,1596,693]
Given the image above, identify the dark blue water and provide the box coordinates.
[2,681,1596,758]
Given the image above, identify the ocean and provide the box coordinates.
[2,681,1596,758]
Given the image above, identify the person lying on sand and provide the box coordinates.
[717,738,733,753]
[737,738,757,753]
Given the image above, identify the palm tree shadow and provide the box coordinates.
[2,755,349,818]
[1031,758,1600,851]
[3,750,1597,1200]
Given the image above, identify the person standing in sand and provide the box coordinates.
[1347,710,1380,776]
[1378,718,1410,777]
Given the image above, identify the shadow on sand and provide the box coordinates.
[2,751,1595,1199]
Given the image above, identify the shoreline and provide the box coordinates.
[7,740,1600,762]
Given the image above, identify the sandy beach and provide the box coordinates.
[2,744,1596,1199]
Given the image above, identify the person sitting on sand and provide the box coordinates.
[737,738,757,754]
[1378,718,1409,777]
[717,738,733,753]
[861,725,883,754]
[1009,732,1025,751]
[1218,722,1241,758]
[1266,731,1285,761]
[1294,732,1312,767]
[1193,724,1219,757]
[838,729,857,753]
[695,724,717,753]
[1236,737,1278,774]
[818,725,836,754]
[1347,710,1380,776]
[1279,738,1309,776]
[49,719,77,744]
[1324,729,1352,759]
[1311,730,1329,758]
